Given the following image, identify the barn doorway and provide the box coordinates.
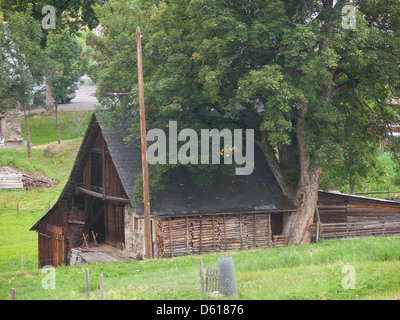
[270,212,284,237]
[89,199,106,245]
[104,201,125,250]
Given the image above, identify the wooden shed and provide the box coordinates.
[314,191,400,240]
[30,113,296,267]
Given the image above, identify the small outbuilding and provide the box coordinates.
[314,191,400,240]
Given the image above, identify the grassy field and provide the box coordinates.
[0,111,400,300]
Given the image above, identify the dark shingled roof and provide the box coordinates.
[99,114,295,215]
[30,113,295,230]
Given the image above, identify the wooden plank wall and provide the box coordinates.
[315,192,400,240]
[317,193,348,223]
[104,202,125,250]
[346,198,400,223]
[38,205,66,268]
[157,213,272,258]
[317,193,400,224]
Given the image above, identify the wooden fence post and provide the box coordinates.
[86,268,90,300]
[11,288,16,300]
[199,258,205,293]
[99,274,104,300]
[20,253,24,274]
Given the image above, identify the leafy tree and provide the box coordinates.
[0,0,100,36]
[0,9,46,158]
[46,29,88,143]
[0,0,102,113]
[90,0,400,245]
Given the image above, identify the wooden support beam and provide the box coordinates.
[91,148,110,156]
[76,187,130,204]
[102,138,106,200]
[84,207,105,233]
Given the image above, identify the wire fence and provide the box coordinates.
[0,200,52,215]
[8,253,239,300]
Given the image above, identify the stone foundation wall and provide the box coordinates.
[124,206,146,258]
[0,111,24,145]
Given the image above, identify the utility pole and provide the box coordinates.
[136,26,152,259]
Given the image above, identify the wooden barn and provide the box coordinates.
[30,113,296,267]
[314,191,400,240]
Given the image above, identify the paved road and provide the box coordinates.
[29,76,98,114]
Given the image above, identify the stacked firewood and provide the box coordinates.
[160,213,272,258]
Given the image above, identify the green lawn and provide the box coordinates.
[22,110,91,146]
[1,111,399,300]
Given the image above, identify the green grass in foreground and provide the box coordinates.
[0,220,399,300]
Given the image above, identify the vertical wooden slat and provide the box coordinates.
[268,213,272,247]
[186,217,189,254]
[212,216,215,251]
[102,140,106,200]
[206,266,209,292]
[223,214,227,251]
[100,274,104,300]
[199,216,203,254]
[169,217,174,257]
[199,258,205,293]
[239,214,242,249]
[86,268,90,300]
[254,214,257,248]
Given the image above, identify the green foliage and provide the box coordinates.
[89,0,400,198]
[0,0,101,36]
[0,8,46,110]
[46,29,89,102]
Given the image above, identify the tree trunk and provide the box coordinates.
[45,81,54,114]
[22,102,32,158]
[55,101,61,144]
[282,166,322,245]
[349,177,356,195]
[256,101,323,246]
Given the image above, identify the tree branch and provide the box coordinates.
[254,132,297,200]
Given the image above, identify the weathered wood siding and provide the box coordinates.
[317,192,400,223]
[105,202,125,249]
[315,192,400,240]
[156,213,272,258]
[38,204,66,268]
